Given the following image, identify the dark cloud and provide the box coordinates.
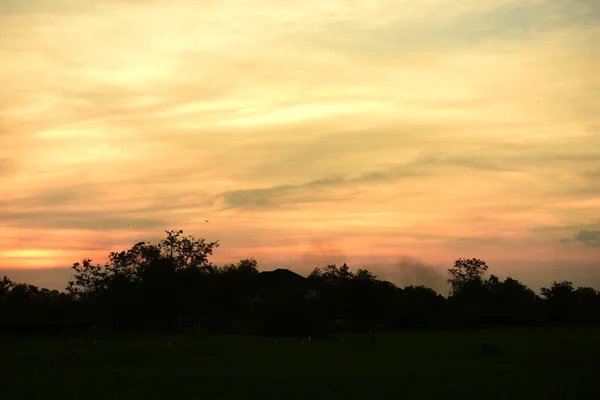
[558,237,572,245]
[219,155,511,210]
[531,219,600,233]
[572,230,600,248]
[219,177,345,209]
[219,170,405,210]
[583,168,600,180]
[558,229,600,249]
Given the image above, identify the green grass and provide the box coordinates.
[3,328,599,399]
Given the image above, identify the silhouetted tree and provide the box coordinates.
[2,232,599,335]
[0,276,14,300]
[486,276,540,325]
[394,285,447,328]
[448,258,489,295]
[573,286,600,326]
[541,281,576,325]
[540,281,600,326]
[64,230,220,331]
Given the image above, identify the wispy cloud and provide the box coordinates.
[0,157,14,176]
[219,154,518,210]
[1,0,599,288]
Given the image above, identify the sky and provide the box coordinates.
[1,0,599,293]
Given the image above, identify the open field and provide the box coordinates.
[3,328,599,399]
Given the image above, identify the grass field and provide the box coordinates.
[3,328,599,399]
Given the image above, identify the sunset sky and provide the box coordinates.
[1,0,599,292]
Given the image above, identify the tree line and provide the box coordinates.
[1,230,599,336]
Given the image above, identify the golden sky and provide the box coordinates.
[1,0,599,291]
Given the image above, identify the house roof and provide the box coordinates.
[253,268,307,290]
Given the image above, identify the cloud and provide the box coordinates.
[1,181,214,214]
[457,237,506,245]
[218,168,419,210]
[447,0,600,42]
[558,238,572,245]
[218,125,600,205]
[0,184,92,208]
[0,0,188,16]
[558,228,600,249]
[533,219,600,233]
[0,209,168,231]
[219,177,344,209]
[572,230,600,248]
[583,168,600,180]
[0,157,14,176]
[219,154,517,210]
[0,0,82,15]
[378,256,449,294]
[285,0,600,67]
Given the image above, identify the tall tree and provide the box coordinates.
[448,258,489,295]
[486,276,539,325]
[541,281,577,325]
[0,276,14,300]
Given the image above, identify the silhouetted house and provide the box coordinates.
[247,269,321,304]
[305,289,321,301]
[247,269,324,336]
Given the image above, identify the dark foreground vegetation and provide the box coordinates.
[2,230,600,398]
[1,230,600,335]
[4,329,600,399]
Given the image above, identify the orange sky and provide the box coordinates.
[1,0,599,292]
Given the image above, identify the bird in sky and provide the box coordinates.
[205,219,209,223]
